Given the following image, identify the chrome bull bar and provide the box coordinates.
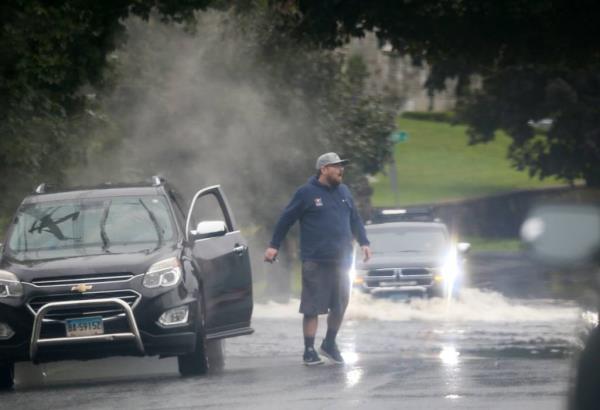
[30,298,145,360]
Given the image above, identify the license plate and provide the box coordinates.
[381,281,418,286]
[65,316,104,337]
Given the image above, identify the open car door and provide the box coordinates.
[186,185,253,338]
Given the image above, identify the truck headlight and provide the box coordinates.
[143,257,182,289]
[0,270,23,298]
[441,249,460,281]
[352,269,368,285]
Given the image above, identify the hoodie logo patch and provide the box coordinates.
[314,198,323,207]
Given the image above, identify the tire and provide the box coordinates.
[426,286,444,299]
[178,305,209,377]
[178,333,209,376]
[0,362,15,390]
[206,339,225,371]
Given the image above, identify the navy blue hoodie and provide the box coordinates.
[269,176,369,263]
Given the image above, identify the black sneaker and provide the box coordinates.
[320,340,344,364]
[303,347,324,366]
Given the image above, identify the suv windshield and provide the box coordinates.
[6,195,176,260]
[367,226,448,254]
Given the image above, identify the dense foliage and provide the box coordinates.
[271,0,600,186]
[76,10,395,227]
[0,0,209,224]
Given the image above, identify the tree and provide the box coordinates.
[458,67,600,186]
[0,0,211,223]
[75,9,395,226]
[270,0,600,187]
[65,9,394,299]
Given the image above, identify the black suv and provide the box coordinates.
[0,177,253,388]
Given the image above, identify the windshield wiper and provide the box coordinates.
[28,207,79,241]
[138,199,164,251]
[100,201,111,252]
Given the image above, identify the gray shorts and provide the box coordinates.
[300,260,350,316]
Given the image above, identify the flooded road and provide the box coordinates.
[2,252,595,409]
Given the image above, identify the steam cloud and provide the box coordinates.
[73,11,341,297]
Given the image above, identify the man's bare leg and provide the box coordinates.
[303,314,318,343]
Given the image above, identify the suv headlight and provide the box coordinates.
[0,270,23,298]
[143,257,182,289]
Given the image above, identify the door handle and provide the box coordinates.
[233,245,247,256]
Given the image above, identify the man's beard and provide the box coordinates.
[327,174,342,186]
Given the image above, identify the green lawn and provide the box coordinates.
[462,236,522,252]
[371,118,563,206]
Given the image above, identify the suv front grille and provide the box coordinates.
[31,272,134,287]
[27,290,140,321]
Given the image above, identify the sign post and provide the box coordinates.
[388,131,409,206]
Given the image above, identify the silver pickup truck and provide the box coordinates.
[352,220,470,298]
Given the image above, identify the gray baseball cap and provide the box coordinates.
[315,152,350,170]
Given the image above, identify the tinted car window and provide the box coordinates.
[7,195,175,260]
[367,227,448,254]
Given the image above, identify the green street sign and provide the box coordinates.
[390,131,409,143]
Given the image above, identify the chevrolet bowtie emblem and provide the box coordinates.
[71,283,93,293]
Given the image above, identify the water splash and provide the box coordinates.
[253,288,580,323]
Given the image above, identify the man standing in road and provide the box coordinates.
[264,152,372,365]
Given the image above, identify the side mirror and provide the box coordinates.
[457,242,471,253]
[521,205,600,265]
[190,220,227,240]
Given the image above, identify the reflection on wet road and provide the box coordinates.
[2,252,595,409]
[3,288,586,409]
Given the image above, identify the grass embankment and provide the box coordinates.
[370,117,564,251]
[371,117,562,206]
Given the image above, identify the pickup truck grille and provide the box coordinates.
[31,272,134,287]
[368,268,433,277]
[27,290,140,321]
[401,268,431,276]
[368,269,395,278]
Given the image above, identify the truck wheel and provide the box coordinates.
[426,286,444,299]
[0,362,14,390]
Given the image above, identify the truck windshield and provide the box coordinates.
[6,195,176,260]
[367,227,448,254]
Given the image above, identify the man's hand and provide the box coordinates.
[361,245,372,262]
[264,247,279,263]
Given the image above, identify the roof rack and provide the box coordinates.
[152,175,165,186]
[34,183,47,194]
[371,206,438,223]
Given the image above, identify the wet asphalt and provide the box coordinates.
[0,252,594,410]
